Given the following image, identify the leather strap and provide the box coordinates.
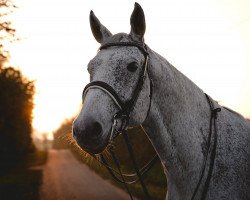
[83,81,125,110]
[191,94,221,200]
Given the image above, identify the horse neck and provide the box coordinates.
[143,49,211,193]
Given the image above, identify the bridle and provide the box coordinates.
[82,41,221,200]
[82,41,157,200]
[83,42,151,124]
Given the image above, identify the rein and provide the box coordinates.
[191,94,221,200]
[82,42,221,200]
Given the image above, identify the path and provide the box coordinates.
[40,149,133,200]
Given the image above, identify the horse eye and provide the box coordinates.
[127,62,138,72]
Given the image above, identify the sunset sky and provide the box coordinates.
[8,0,250,137]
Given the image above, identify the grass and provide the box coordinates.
[0,150,47,200]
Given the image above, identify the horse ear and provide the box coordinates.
[130,2,146,42]
[89,11,112,43]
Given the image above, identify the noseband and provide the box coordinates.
[82,42,157,200]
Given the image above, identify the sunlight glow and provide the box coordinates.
[8,0,250,136]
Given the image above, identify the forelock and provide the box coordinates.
[102,33,134,44]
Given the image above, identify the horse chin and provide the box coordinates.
[81,144,106,155]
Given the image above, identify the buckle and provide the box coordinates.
[110,113,129,137]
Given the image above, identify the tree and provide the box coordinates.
[0,0,16,68]
[0,0,35,172]
[53,118,74,149]
[0,67,35,171]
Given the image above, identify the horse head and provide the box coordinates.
[73,3,151,154]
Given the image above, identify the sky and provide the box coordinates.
[8,0,250,137]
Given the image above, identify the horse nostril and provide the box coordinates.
[92,122,102,136]
[72,126,80,139]
[73,121,103,144]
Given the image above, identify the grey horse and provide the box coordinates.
[73,3,250,200]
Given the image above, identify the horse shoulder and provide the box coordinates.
[210,107,250,199]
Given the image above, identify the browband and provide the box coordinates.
[100,42,149,57]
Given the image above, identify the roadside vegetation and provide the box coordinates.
[0,151,47,200]
[53,118,167,200]
[0,0,35,173]
[0,1,46,200]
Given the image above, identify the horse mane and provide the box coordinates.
[222,106,245,118]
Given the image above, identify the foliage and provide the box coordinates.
[53,117,74,149]
[53,118,167,200]
[0,150,47,200]
[0,0,35,173]
[0,0,16,68]
[0,67,35,172]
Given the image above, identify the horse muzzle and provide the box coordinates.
[72,120,109,154]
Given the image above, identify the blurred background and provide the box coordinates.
[0,0,249,199]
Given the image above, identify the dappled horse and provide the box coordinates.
[73,3,250,200]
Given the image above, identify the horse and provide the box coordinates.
[73,3,250,200]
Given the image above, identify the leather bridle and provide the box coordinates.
[82,41,157,200]
[83,42,151,122]
[82,41,221,200]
